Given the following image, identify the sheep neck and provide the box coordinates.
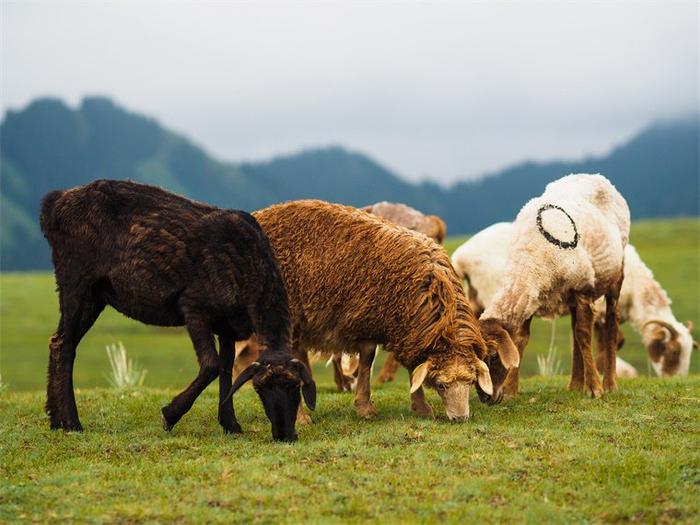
[481,273,540,334]
[621,256,675,335]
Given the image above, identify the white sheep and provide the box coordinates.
[603,244,696,376]
[473,174,630,400]
[452,224,696,378]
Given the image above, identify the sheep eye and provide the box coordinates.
[436,382,447,391]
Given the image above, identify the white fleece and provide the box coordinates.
[481,174,630,330]
[452,210,693,376]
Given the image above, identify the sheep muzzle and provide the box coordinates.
[437,381,470,421]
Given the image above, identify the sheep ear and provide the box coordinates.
[302,380,317,411]
[498,340,520,369]
[476,359,493,396]
[220,362,260,407]
[410,361,430,393]
[480,319,519,369]
[685,320,694,332]
[292,359,317,410]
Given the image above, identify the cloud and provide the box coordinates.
[3,1,697,182]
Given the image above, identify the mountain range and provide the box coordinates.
[1,96,698,270]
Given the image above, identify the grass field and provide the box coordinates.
[1,218,698,391]
[1,218,699,523]
[2,378,699,523]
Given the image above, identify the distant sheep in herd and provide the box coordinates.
[40,180,315,441]
[251,200,515,421]
[361,201,447,244]
[474,174,631,400]
[452,224,696,377]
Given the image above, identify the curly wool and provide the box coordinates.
[253,200,486,373]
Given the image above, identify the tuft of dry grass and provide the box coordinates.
[104,341,147,388]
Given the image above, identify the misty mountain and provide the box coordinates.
[1,96,697,270]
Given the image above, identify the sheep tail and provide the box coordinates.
[39,190,65,236]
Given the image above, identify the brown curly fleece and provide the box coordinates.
[253,200,487,385]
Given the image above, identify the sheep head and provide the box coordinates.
[426,215,447,244]
[476,318,520,404]
[409,353,493,422]
[222,354,316,442]
[642,320,694,377]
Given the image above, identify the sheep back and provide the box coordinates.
[253,200,486,368]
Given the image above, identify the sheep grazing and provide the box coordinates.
[40,180,315,442]
[353,202,448,386]
[248,199,508,422]
[453,222,637,376]
[361,202,447,244]
[235,201,449,392]
[452,224,697,378]
[596,245,696,376]
[471,174,630,400]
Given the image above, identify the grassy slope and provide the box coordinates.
[1,219,698,391]
[1,378,699,523]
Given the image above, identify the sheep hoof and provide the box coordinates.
[221,420,243,434]
[61,421,83,432]
[296,410,313,425]
[587,384,604,399]
[603,380,617,393]
[161,414,174,432]
[355,402,378,419]
[161,407,180,431]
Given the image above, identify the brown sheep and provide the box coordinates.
[246,200,512,422]
[361,202,447,244]
[40,180,315,441]
[360,203,448,387]
[235,202,449,392]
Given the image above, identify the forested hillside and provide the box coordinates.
[1,97,697,270]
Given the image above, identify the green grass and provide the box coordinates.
[0,217,699,522]
[1,218,697,391]
[1,378,699,523]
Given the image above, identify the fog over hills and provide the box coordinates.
[1,97,697,270]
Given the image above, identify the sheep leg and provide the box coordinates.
[594,321,625,375]
[601,290,620,392]
[46,321,64,428]
[593,321,606,374]
[502,318,531,400]
[354,344,378,419]
[376,353,401,384]
[331,353,352,392]
[571,295,603,398]
[47,288,105,431]
[409,367,435,419]
[218,334,243,434]
[161,316,220,431]
[294,347,313,425]
[568,306,585,391]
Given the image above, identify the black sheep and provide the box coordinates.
[40,179,315,442]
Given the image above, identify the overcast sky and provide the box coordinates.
[2,1,698,183]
